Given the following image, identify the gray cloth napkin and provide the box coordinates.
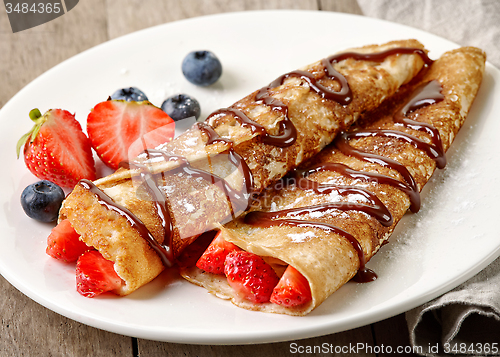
[406,258,500,356]
[357,0,500,355]
[357,0,500,68]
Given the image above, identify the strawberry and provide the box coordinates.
[46,219,92,262]
[196,231,241,274]
[224,251,279,304]
[87,100,175,169]
[270,265,312,307]
[17,108,96,187]
[76,250,122,298]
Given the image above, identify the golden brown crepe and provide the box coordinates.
[59,39,429,296]
[180,47,486,315]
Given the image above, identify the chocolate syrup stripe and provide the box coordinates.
[144,148,251,217]
[252,201,392,227]
[344,129,446,169]
[243,213,377,282]
[303,162,419,213]
[127,161,174,250]
[293,171,393,226]
[243,166,395,282]
[207,47,432,148]
[394,79,446,166]
[335,79,446,206]
[335,132,419,196]
[195,122,254,196]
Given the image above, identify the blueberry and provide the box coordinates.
[21,180,65,222]
[110,87,148,102]
[182,51,222,86]
[161,94,201,121]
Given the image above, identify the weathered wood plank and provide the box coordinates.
[373,314,418,357]
[0,1,132,355]
[319,0,363,14]
[0,275,132,356]
[105,0,319,39]
[137,325,376,357]
[0,0,108,108]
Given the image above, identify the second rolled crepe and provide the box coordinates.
[180,46,486,315]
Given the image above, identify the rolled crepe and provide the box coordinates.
[179,47,486,315]
[59,39,429,296]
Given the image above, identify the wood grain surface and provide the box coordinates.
[0,1,416,356]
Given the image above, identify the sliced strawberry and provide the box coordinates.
[46,219,92,262]
[270,265,312,307]
[17,108,96,187]
[76,250,122,298]
[196,231,241,274]
[87,100,175,169]
[224,251,279,304]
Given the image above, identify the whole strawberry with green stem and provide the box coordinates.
[17,108,96,187]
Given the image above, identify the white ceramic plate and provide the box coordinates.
[1,10,499,344]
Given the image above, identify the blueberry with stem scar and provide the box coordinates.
[182,51,222,86]
[110,87,148,102]
[21,180,65,222]
[161,94,201,121]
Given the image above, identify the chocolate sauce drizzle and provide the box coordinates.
[207,47,433,148]
[293,168,393,226]
[335,79,445,205]
[303,162,419,213]
[125,160,174,255]
[143,148,251,217]
[79,179,175,267]
[244,79,445,283]
[244,212,377,282]
[195,122,254,197]
[80,46,434,272]
[83,122,254,267]
[394,79,446,167]
[207,108,297,148]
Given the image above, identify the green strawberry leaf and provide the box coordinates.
[16,108,46,158]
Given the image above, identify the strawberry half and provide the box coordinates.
[17,108,96,187]
[196,231,241,274]
[76,250,122,298]
[46,219,92,262]
[87,100,175,169]
[270,265,312,307]
[224,251,279,304]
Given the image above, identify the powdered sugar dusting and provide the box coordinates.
[181,199,195,213]
[287,231,316,243]
[184,136,198,147]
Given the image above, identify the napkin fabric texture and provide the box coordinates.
[357,0,500,355]
[357,0,500,68]
[405,259,500,356]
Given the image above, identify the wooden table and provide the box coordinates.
[0,1,418,355]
